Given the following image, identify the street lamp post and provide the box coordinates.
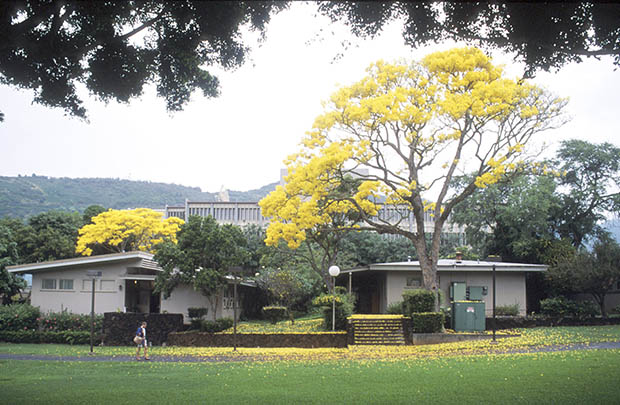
[229,266,243,352]
[328,265,340,331]
[86,270,102,355]
[491,263,497,344]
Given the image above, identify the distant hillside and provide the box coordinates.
[0,175,278,218]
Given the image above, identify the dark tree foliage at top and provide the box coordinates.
[0,1,287,118]
[1,2,619,119]
[318,2,620,77]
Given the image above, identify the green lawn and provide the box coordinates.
[2,325,620,360]
[1,326,619,403]
[1,349,619,404]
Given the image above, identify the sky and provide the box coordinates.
[1,3,619,194]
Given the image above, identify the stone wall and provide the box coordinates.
[103,313,184,346]
[168,332,348,348]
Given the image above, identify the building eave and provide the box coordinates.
[342,260,547,274]
[7,251,159,274]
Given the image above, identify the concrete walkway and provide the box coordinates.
[1,341,620,363]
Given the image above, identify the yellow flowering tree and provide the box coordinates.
[260,47,568,301]
[75,208,184,256]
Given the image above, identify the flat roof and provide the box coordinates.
[343,259,547,274]
[7,251,157,274]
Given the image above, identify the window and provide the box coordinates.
[82,279,93,290]
[101,280,115,291]
[59,279,73,290]
[406,277,421,287]
[42,279,56,289]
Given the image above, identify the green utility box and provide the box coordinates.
[450,282,467,301]
[466,286,487,301]
[452,301,486,332]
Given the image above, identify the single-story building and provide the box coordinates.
[340,258,548,316]
[7,251,254,323]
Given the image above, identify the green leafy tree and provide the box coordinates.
[154,216,249,320]
[0,223,26,304]
[340,231,416,266]
[241,224,268,272]
[452,172,563,263]
[82,205,107,225]
[547,235,620,316]
[19,211,82,263]
[554,140,620,248]
[255,267,309,324]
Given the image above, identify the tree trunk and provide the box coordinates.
[411,234,440,311]
[593,293,606,317]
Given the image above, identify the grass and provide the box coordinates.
[1,326,619,403]
[1,325,620,361]
[221,313,325,333]
[1,349,619,403]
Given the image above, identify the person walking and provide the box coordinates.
[135,321,149,360]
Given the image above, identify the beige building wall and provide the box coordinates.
[439,271,527,316]
[161,284,239,323]
[384,270,528,316]
[31,263,126,314]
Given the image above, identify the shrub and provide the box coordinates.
[612,304,620,315]
[312,293,355,330]
[495,304,519,316]
[402,289,435,317]
[574,300,600,319]
[540,297,601,318]
[199,317,234,333]
[187,307,209,331]
[187,307,208,320]
[262,306,288,324]
[0,303,40,331]
[540,297,573,317]
[387,301,404,315]
[215,317,233,331]
[0,330,93,344]
[411,312,445,333]
[38,311,103,332]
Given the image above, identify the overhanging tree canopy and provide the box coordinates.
[319,2,620,77]
[0,1,287,118]
[260,47,568,297]
[1,2,618,119]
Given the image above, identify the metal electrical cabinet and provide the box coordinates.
[450,282,487,332]
[452,301,486,332]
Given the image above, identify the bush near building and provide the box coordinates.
[0,303,103,344]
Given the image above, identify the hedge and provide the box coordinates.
[102,313,183,346]
[0,330,96,344]
[262,306,288,324]
[198,318,233,333]
[187,307,209,320]
[0,304,40,331]
[412,312,444,333]
[540,297,600,319]
[402,289,435,317]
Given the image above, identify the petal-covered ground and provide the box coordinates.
[1,325,619,363]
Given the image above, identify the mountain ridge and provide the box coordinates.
[0,175,278,218]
